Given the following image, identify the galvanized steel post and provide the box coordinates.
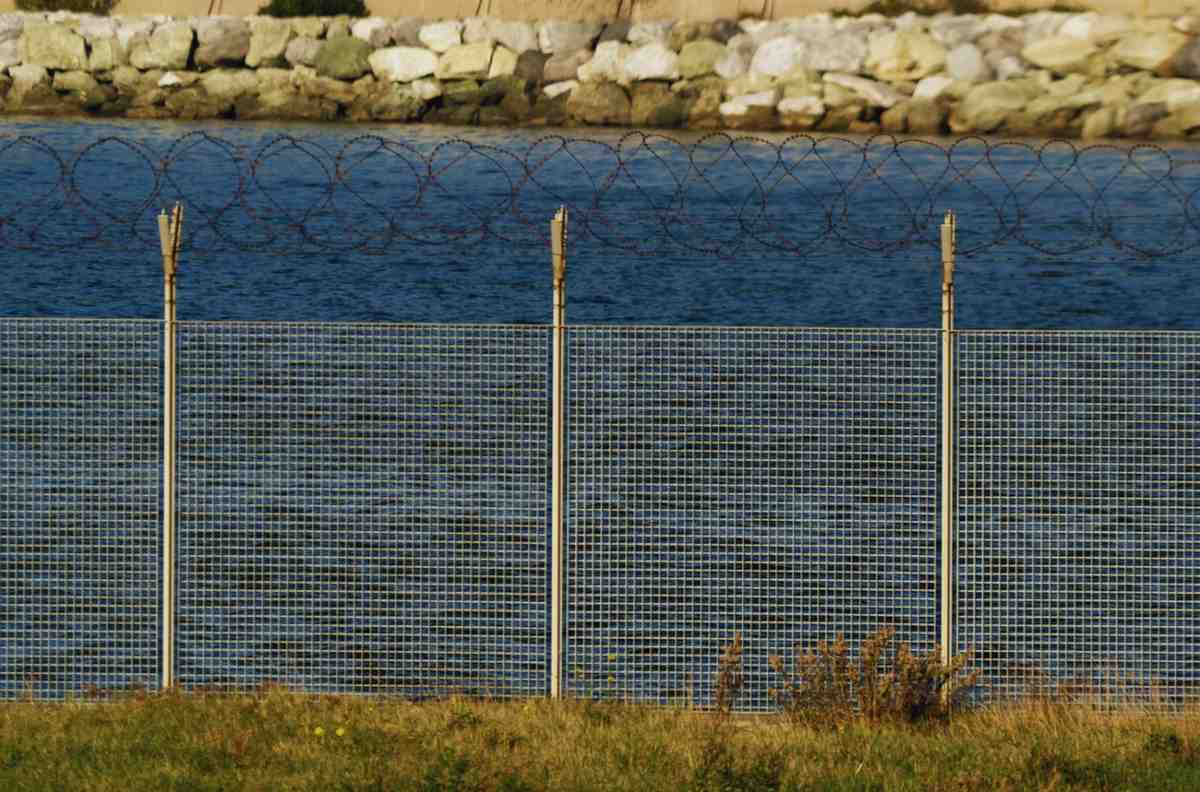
[550,206,567,698]
[158,203,183,690]
[940,210,956,668]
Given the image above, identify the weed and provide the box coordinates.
[421,747,472,792]
[769,626,980,729]
[714,631,745,717]
[1145,727,1183,756]
[690,741,785,792]
[445,701,483,731]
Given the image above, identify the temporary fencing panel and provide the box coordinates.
[955,331,1200,703]
[563,326,941,710]
[173,322,550,696]
[0,319,161,699]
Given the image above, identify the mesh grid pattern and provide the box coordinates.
[956,331,1200,704]
[565,327,940,710]
[174,322,549,696]
[0,319,161,699]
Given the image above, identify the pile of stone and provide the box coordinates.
[6,9,1200,138]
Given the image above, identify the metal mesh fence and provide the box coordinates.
[174,322,549,697]
[564,327,940,710]
[956,331,1200,704]
[0,319,161,699]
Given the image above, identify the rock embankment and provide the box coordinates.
[7,10,1200,138]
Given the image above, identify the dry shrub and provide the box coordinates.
[713,631,745,716]
[769,626,980,729]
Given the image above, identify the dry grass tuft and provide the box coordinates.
[768,626,981,729]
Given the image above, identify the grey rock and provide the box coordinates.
[714,49,747,81]
[543,49,590,83]
[0,39,19,70]
[195,18,249,68]
[538,21,601,55]
[913,74,953,101]
[977,27,1024,58]
[577,41,628,83]
[1021,11,1069,46]
[52,69,97,94]
[598,21,630,44]
[515,50,547,83]
[798,33,866,73]
[115,18,155,51]
[823,72,904,109]
[488,45,518,79]
[1111,31,1188,72]
[199,68,259,100]
[21,23,86,71]
[566,80,629,125]
[314,36,372,80]
[482,20,537,54]
[725,33,756,60]
[8,63,49,104]
[1021,36,1098,76]
[669,21,710,51]
[435,42,494,80]
[622,41,679,82]
[866,30,946,82]
[542,79,576,99]
[419,20,461,53]
[952,80,1040,133]
[930,15,983,48]
[627,21,671,46]
[631,80,684,128]
[351,17,392,48]
[291,17,325,38]
[128,21,193,71]
[76,16,116,42]
[285,36,322,68]
[710,19,739,44]
[375,84,429,120]
[908,99,948,135]
[678,39,725,80]
[1177,16,1200,35]
[87,36,124,71]
[1123,102,1167,137]
[946,43,992,83]
[1173,38,1200,80]
[778,95,825,130]
[991,53,1025,81]
[326,17,351,40]
[390,18,424,48]
[0,13,24,45]
[246,18,292,68]
[750,36,800,78]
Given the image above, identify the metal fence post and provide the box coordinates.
[157,202,183,690]
[549,207,567,699]
[940,210,956,668]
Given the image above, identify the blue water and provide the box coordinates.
[1,117,1199,329]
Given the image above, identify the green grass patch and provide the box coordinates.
[3,684,1200,791]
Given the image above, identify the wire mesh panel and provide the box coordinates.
[174,322,549,696]
[956,331,1200,704]
[0,319,161,699]
[565,327,939,710]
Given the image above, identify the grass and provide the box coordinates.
[3,684,1200,791]
[0,630,1190,791]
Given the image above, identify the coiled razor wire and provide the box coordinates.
[1,131,1200,259]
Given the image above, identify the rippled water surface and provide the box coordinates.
[2,118,1199,329]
